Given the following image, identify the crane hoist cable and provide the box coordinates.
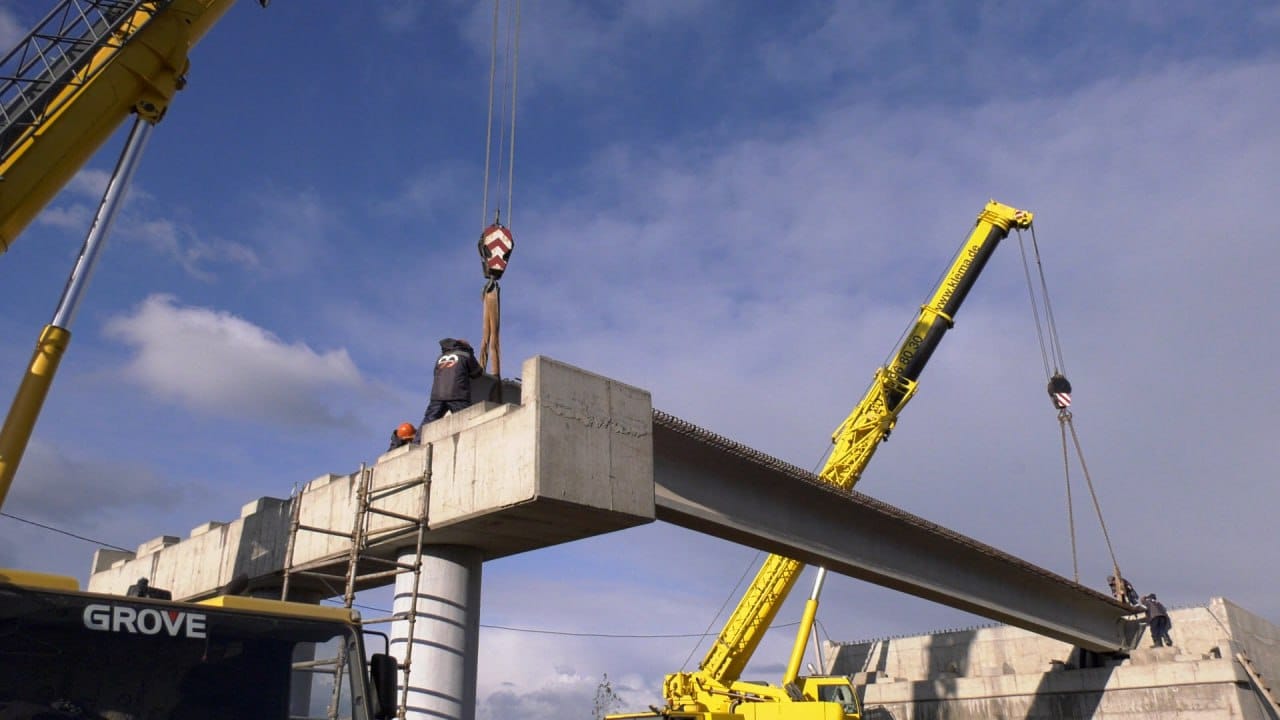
[1017,225,1128,598]
[477,0,521,380]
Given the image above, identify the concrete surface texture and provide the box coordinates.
[827,597,1280,719]
[391,545,483,720]
[86,355,655,599]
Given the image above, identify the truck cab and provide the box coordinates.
[0,569,397,720]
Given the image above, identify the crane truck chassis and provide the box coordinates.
[1,569,398,720]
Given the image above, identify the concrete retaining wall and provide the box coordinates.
[827,598,1280,719]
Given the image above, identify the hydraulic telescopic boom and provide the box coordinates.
[655,200,1034,719]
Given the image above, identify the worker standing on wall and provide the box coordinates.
[1141,593,1174,647]
[422,338,482,423]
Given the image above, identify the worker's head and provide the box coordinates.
[457,338,472,350]
[396,423,416,441]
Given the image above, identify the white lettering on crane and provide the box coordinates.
[111,606,136,633]
[83,604,208,639]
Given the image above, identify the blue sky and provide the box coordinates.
[1,1,1278,717]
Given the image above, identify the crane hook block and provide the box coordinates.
[479,223,515,281]
[1048,373,1073,410]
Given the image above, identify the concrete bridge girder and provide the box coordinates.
[87,355,1139,656]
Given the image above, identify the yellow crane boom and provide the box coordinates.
[0,7,405,719]
[655,200,1034,719]
[0,0,247,509]
[0,0,238,255]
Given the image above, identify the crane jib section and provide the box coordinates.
[0,0,238,254]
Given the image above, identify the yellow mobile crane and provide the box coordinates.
[615,201,1034,720]
[0,4,399,719]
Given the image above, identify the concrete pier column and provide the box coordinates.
[391,545,483,720]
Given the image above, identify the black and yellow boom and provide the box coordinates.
[642,201,1034,720]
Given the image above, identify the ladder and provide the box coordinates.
[1237,651,1280,720]
[281,446,434,720]
[0,0,173,162]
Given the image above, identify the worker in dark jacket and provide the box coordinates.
[422,338,482,423]
[1141,593,1173,647]
[1107,575,1139,605]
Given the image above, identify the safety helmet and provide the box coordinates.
[396,422,416,440]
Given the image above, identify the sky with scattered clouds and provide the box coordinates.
[0,1,1277,717]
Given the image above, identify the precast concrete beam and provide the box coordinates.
[84,355,1137,654]
[651,412,1142,653]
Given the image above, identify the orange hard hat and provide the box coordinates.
[395,422,416,440]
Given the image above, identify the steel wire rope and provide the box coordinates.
[679,549,766,672]
[492,0,520,226]
[1018,231,1054,379]
[1059,420,1080,582]
[479,0,500,230]
[1018,226,1070,376]
[0,510,130,552]
[1017,228,1124,586]
[480,0,521,228]
[1066,416,1123,577]
[504,0,521,226]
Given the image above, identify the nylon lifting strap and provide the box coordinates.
[1018,226,1129,598]
[477,0,521,379]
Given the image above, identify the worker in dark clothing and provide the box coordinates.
[1141,593,1173,647]
[422,338,482,423]
[126,577,171,599]
[1107,575,1139,605]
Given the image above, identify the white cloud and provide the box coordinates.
[241,188,340,275]
[126,217,259,281]
[456,0,720,100]
[4,439,184,525]
[376,1,427,31]
[35,168,258,280]
[34,202,94,232]
[0,7,24,59]
[376,167,474,223]
[104,294,367,427]
[66,168,112,199]
[32,168,112,232]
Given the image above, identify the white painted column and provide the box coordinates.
[391,545,483,720]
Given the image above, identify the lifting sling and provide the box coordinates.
[1018,226,1132,603]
